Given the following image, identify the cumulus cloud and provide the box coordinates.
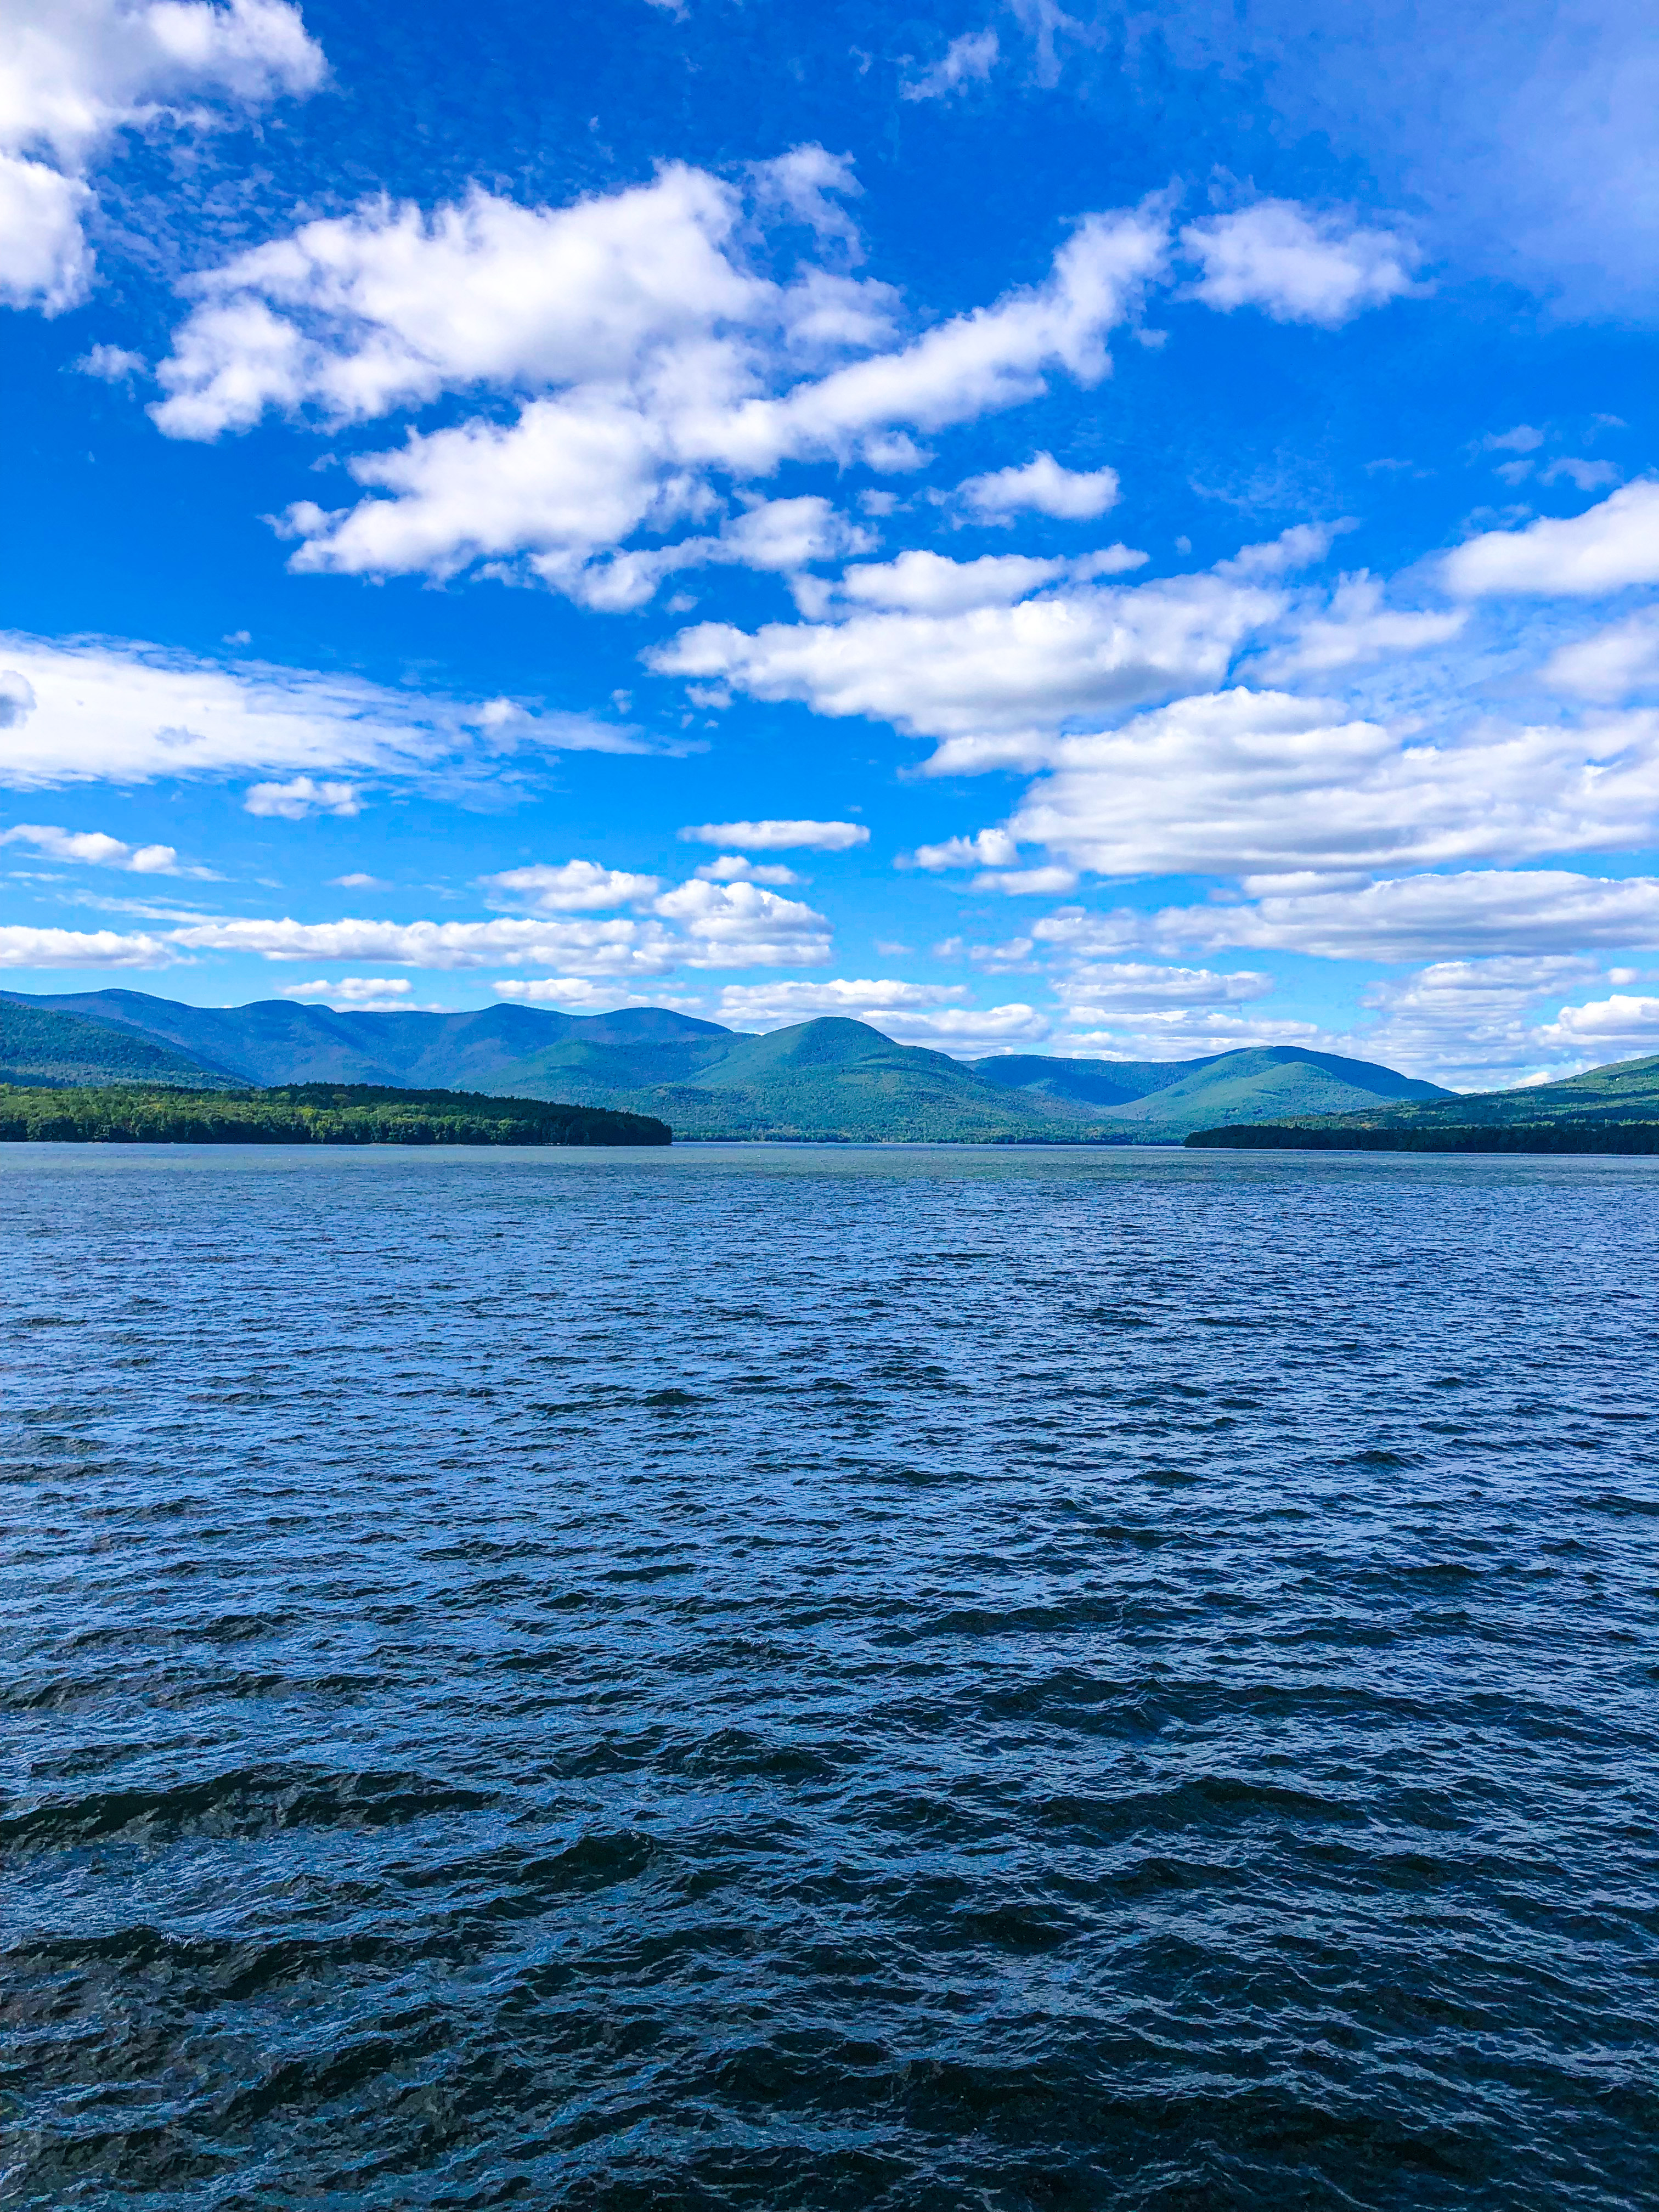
[677,817,868,851]
[1180,202,1422,326]
[714,977,965,1020]
[492,977,704,1011]
[839,550,1068,613]
[477,859,661,912]
[651,877,832,967]
[75,341,145,381]
[692,854,802,885]
[0,669,37,726]
[1542,610,1659,702]
[167,914,684,972]
[1061,960,1275,1015]
[1134,870,1659,962]
[1443,479,1659,596]
[1000,690,1659,878]
[1354,954,1608,1084]
[133,886,826,975]
[0,0,324,314]
[0,923,170,967]
[1531,992,1659,1061]
[243,775,360,819]
[278,976,419,1006]
[653,577,1282,770]
[1256,573,1468,674]
[958,450,1120,520]
[149,159,1167,594]
[0,820,186,872]
[1214,520,1356,579]
[0,631,648,791]
[902,28,1000,101]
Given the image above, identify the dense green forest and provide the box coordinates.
[1188,1121,1659,1154]
[0,1084,670,1147]
[1186,1051,1659,1152]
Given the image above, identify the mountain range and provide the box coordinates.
[1186,1052,1659,1147]
[1,988,1454,1142]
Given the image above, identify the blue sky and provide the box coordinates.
[3,0,1658,1084]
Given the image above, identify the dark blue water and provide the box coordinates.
[3,1144,1657,2211]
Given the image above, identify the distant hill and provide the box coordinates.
[0,1000,242,1090]
[972,1044,1449,1137]
[0,988,1458,1142]
[1188,1052,1659,1151]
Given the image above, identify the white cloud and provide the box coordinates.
[244,775,361,819]
[1482,424,1545,455]
[0,631,649,791]
[912,827,1020,871]
[1353,954,1607,1085]
[958,450,1120,520]
[1543,458,1621,493]
[1443,479,1659,596]
[653,577,1282,771]
[1542,610,1659,703]
[491,977,706,1011]
[0,0,324,313]
[167,914,684,972]
[0,820,184,872]
[677,817,868,851]
[329,871,384,889]
[714,977,966,1020]
[0,923,169,967]
[1057,1008,1333,1059]
[1180,202,1421,326]
[1257,573,1468,674]
[692,854,802,885]
[839,549,1069,613]
[75,340,145,380]
[1061,960,1274,1014]
[1136,870,1659,962]
[0,669,37,726]
[476,859,661,912]
[150,159,1166,592]
[650,877,832,967]
[972,865,1080,895]
[278,976,419,1006]
[867,1002,1050,1051]
[1003,690,1659,878]
[1215,520,1356,579]
[0,156,92,312]
[1531,992,1659,1061]
[902,28,1000,101]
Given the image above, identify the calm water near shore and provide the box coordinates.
[3,1142,1656,2210]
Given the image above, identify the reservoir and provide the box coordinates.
[4,1144,1656,2209]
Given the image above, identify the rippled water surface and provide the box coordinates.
[3,1142,1657,2211]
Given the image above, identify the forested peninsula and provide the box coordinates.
[0,1084,670,1147]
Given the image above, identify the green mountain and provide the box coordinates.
[1188,1051,1659,1150]
[0,989,1457,1143]
[0,1000,242,1089]
[971,1043,1448,1136]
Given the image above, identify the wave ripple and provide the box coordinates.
[2,1144,1657,2210]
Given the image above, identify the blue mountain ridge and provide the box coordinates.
[0,988,1453,1141]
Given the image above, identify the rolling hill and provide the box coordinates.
[1188,1051,1659,1150]
[0,1000,244,1090]
[0,988,1457,1142]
